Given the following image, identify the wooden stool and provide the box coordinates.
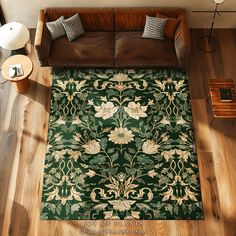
[2,55,33,93]
[207,79,236,125]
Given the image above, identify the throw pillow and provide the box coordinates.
[46,16,66,40]
[62,13,84,42]
[156,13,180,39]
[142,16,167,40]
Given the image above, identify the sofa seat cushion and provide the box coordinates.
[48,31,114,67]
[115,31,178,67]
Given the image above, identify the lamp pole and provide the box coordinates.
[193,0,225,53]
[208,3,220,44]
[193,0,236,53]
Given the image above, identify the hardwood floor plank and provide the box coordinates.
[191,99,212,152]
[188,30,206,99]
[209,121,236,236]
[0,131,17,235]
[218,29,236,80]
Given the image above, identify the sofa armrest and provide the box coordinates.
[174,11,191,68]
[34,10,51,66]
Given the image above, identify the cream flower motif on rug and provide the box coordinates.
[103,211,120,220]
[83,140,100,155]
[124,212,140,219]
[86,169,96,177]
[161,150,175,161]
[94,102,118,120]
[108,127,134,145]
[148,169,157,178]
[142,140,160,155]
[54,150,67,161]
[73,133,81,141]
[67,149,81,161]
[176,149,190,161]
[110,73,132,82]
[124,102,148,120]
[108,199,136,212]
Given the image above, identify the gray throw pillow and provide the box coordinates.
[62,13,85,42]
[46,16,66,40]
[142,15,167,40]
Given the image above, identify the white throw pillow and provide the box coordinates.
[46,16,66,40]
[142,15,167,40]
[62,13,85,42]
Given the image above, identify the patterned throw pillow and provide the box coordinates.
[46,16,66,40]
[142,15,167,40]
[62,13,85,42]
[156,13,180,39]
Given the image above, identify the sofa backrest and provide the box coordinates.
[45,8,114,31]
[44,7,184,32]
[115,8,184,31]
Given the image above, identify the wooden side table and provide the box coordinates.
[207,79,236,125]
[2,55,33,93]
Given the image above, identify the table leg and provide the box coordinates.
[206,93,211,113]
[11,47,27,56]
[15,78,30,93]
[210,116,215,126]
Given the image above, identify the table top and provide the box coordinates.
[2,55,33,82]
[208,79,236,118]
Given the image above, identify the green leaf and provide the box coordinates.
[71,204,81,213]
[40,213,48,220]
[137,155,154,165]
[125,167,135,175]
[135,178,145,184]
[165,204,173,213]
[89,156,106,165]
[135,137,142,148]
[128,148,136,154]
[138,121,144,128]
[136,203,151,210]
[74,174,86,185]
[107,148,115,154]
[123,152,132,163]
[174,206,179,215]
[111,152,119,162]
[107,90,118,96]
[123,89,135,97]
[46,203,56,214]
[98,178,107,184]
[80,154,90,162]
[100,138,108,149]
[98,121,103,127]
[94,203,108,210]
[65,203,70,215]
[56,205,62,215]
[107,167,118,175]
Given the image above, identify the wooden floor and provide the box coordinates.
[0,29,236,236]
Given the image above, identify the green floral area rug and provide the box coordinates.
[41,68,203,220]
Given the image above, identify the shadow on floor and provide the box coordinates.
[26,79,51,113]
[1,201,30,236]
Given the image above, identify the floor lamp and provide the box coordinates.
[0,22,29,55]
[195,0,224,53]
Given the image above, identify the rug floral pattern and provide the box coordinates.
[41,69,203,220]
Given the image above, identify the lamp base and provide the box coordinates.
[197,36,218,53]
[11,47,27,56]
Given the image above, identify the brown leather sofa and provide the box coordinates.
[35,8,191,68]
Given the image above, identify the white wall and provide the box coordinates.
[1,0,236,28]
